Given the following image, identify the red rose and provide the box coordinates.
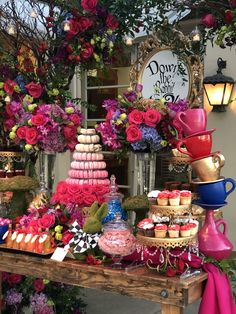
[201,14,216,28]
[78,17,93,31]
[75,194,84,205]
[81,42,94,59]
[83,194,97,206]
[25,127,39,145]
[8,274,22,286]
[60,195,72,205]
[62,230,74,245]
[81,185,93,195]
[144,109,161,127]
[31,114,47,126]
[126,124,142,142]
[69,113,82,125]
[56,181,68,194]
[34,278,45,292]
[4,79,16,95]
[67,184,82,196]
[59,215,69,224]
[230,0,236,8]
[38,213,55,229]
[224,10,234,23]
[95,185,109,195]
[128,109,144,125]
[67,19,81,39]
[86,255,102,265]
[63,125,77,140]
[106,14,119,30]
[16,126,28,139]
[166,267,176,277]
[81,0,98,13]
[5,104,15,117]
[25,81,43,99]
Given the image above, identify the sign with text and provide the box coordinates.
[139,49,190,102]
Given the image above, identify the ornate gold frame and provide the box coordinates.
[130,29,204,108]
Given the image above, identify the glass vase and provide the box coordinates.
[38,151,56,195]
[134,152,157,195]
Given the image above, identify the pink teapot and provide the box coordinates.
[198,210,233,260]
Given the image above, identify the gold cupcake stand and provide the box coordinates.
[137,234,197,249]
[150,204,190,216]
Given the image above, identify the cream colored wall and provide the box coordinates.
[204,43,236,247]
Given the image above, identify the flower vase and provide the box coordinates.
[134,152,157,195]
[38,151,56,195]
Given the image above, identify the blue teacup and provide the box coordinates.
[0,224,8,244]
[197,177,236,205]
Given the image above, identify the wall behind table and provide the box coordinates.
[204,43,236,247]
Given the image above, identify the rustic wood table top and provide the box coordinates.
[0,251,208,314]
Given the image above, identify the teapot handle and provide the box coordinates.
[216,219,228,236]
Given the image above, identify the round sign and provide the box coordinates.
[138,49,191,102]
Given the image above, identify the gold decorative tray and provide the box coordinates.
[136,234,197,249]
[150,204,191,216]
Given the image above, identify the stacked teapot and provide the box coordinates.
[175,108,235,260]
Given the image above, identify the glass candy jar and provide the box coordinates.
[98,213,136,267]
[102,174,127,224]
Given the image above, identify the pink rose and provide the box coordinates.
[224,10,234,23]
[4,118,15,131]
[67,140,78,152]
[81,42,94,59]
[201,14,216,28]
[60,195,72,205]
[5,104,14,117]
[56,181,68,194]
[62,230,74,245]
[128,109,144,125]
[106,14,119,30]
[69,113,81,125]
[75,194,84,205]
[38,213,55,229]
[78,17,93,31]
[106,109,114,121]
[67,19,81,39]
[81,184,93,195]
[144,109,161,127]
[84,194,97,206]
[34,278,45,292]
[25,81,43,98]
[4,80,16,95]
[31,114,47,126]
[81,0,98,13]
[95,185,110,195]
[16,126,28,139]
[25,127,39,145]
[28,219,39,233]
[126,124,142,142]
[63,125,77,140]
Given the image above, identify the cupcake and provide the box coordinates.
[157,190,169,206]
[168,190,180,206]
[168,224,180,238]
[188,221,199,235]
[154,224,167,238]
[180,224,192,237]
[180,190,192,205]
[147,190,160,205]
[137,218,155,237]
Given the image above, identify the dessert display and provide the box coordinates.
[168,224,180,238]
[137,218,154,237]
[154,224,167,238]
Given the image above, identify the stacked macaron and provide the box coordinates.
[66,128,110,185]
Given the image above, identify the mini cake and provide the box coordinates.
[147,190,160,205]
[180,190,192,205]
[168,224,180,238]
[157,190,169,206]
[180,224,192,237]
[137,218,155,237]
[154,224,167,238]
[168,190,180,206]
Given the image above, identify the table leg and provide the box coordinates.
[161,304,183,314]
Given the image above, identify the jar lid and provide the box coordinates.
[104,174,124,201]
[103,213,130,231]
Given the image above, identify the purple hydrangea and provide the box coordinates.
[30,293,54,314]
[167,99,188,112]
[5,289,23,306]
[131,125,163,152]
[102,99,118,111]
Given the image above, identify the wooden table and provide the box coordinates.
[0,251,207,314]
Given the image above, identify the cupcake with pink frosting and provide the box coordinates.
[157,190,170,206]
[180,190,192,205]
[137,218,155,237]
[168,190,180,206]
[168,224,180,238]
[154,224,167,238]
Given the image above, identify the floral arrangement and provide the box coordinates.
[201,0,236,48]
[96,84,189,154]
[51,181,110,211]
[4,98,83,153]
[2,273,86,313]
